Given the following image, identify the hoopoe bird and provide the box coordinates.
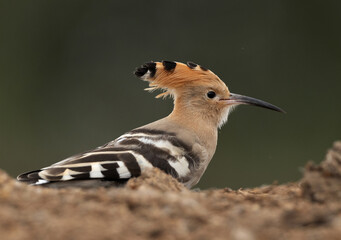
[17,61,284,188]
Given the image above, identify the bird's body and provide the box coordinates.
[17,61,284,188]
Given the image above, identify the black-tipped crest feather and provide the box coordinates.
[200,65,208,71]
[162,60,177,71]
[134,61,156,78]
[186,61,198,69]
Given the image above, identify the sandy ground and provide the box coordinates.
[1,141,341,240]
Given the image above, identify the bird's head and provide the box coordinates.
[135,61,284,129]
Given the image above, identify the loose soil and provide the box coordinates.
[1,142,341,240]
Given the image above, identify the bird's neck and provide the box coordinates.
[168,100,218,155]
[170,98,219,129]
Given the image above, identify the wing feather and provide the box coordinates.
[17,128,199,187]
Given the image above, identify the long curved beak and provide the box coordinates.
[224,93,285,113]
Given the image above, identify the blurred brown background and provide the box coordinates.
[0,0,340,189]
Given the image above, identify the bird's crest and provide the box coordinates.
[134,61,222,98]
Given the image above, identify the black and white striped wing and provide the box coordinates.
[17,129,199,186]
[18,150,146,185]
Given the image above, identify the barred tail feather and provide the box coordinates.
[17,170,47,185]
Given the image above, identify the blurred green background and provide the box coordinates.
[0,1,340,189]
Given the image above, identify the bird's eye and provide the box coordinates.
[207,91,216,99]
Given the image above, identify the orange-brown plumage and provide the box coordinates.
[136,61,228,98]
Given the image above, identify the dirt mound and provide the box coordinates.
[1,142,341,240]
